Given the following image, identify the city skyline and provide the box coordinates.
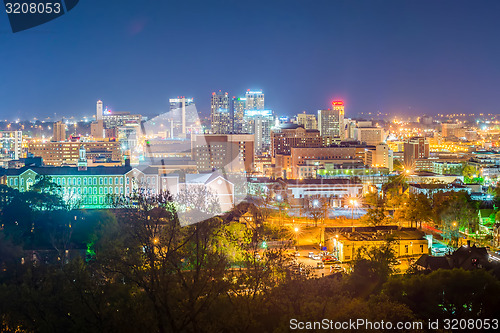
[2,0,500,120]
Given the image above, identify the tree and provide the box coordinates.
[382,269,500,320]
[348,238,399,297]
[404,193,432,228]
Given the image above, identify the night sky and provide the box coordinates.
[1,0,500,120]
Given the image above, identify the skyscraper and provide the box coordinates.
[211,91,232,134]
[91,100,105,139]
[232,96,246,133]
[318,101,345,140]
[245,89,265,110]
[242,109,274,155]
[169,97,194,138]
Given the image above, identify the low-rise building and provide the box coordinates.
[327,227,428,262]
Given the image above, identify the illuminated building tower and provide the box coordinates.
[211,91,232,134]
[242,109,274,155]
[404,136,429,165]
[318,101,345,140]
[91,100,105,139]
[245,89,265,110]
[0,130,22,161]
[232,96,246,133]
[52,121,67,142]
[169,97,194,137]
[96,100,103,122]
[77,145,88,171]
[295,113,317,130]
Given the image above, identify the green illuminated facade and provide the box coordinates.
[0,165,160,209]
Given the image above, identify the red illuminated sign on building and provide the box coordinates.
[332,101,344,106]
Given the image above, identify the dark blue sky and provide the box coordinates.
[1,0,500,120]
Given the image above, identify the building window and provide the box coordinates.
[93,197,97,204]
[93,188,97,194]
[120,178,123,185]
[109,186,113,194]
[116,186,119,194]
[104,177,107,185]
[83,178,87,185]
[126,178,129,185]
[109,177,112,184]
[120,187,123,194]
[104,187,108,194]
[93,178,97,185]
[420,244,424,253]
[78,188,81,194]
[14,178,18,186]
[405,245,409,254]
[20,178,24,186]
[83,188,87,194]
[78,178,81,185]
[57,178,61,185]
[99,177,103,185]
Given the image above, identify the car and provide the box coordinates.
[312,254,322,260]
[316,262,324,269]
[294,251,301,257]
[331,265,343,273]
[308,252,314,258]
[254,253,261,260]
[323,258,341,265]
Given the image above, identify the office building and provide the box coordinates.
[354,127,385,145]
[295,113,317,130]
[242,109,274,155]
[211,91,232,134]
[52,121,67,142]
[365,144,394,170]
[404,137,430,165]
[169,97,194,138]
[441,122,460,138]
[318,101,345,140]
[245,89,264,110]
[192,134,254,173]
[0,130,23,161]
[232,96,246,133]
[270,124,322,159]
[28,141,122,166]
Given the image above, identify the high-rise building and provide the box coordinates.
[232,97,246,133]
[403,137,430,165]
[245,89,264,110]
[0,130,23,161]
[91,100,105,139]
[242,109,274,155]
[211,91,232,134]
[52,121,67,142]
[96,100,103,121]
[318,101,345,140]
[295,113,318,130]
[169,97,194,138]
